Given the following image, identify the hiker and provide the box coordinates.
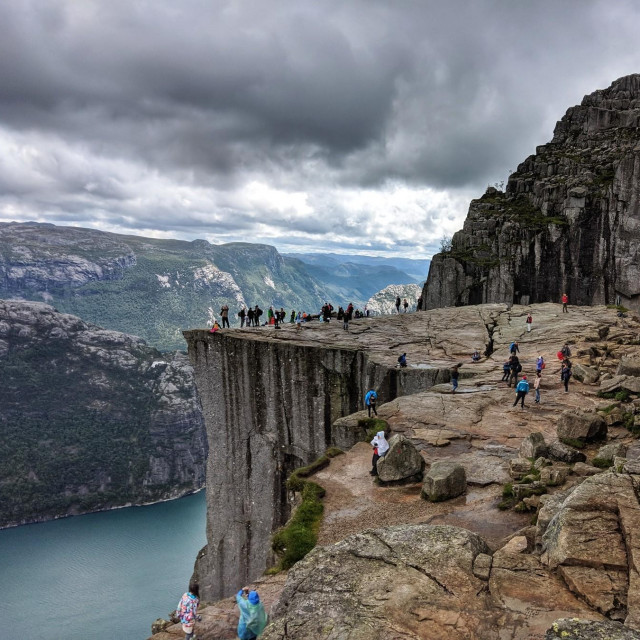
[238,306,247,328]
[403,298,409,313]
[365,389,378,417]
[536,355,545,373]
[370,430,389,476]
[417,296,423,310]
[295,311,302,329]
[337,306,344,321]
[513,375,529,409]
[209,321,221,333]
[290,310,296,323]
[254,305,263,326]
[395,296,401,313]
[176,580,201,640]
[236,588,268,640]
[247,306,254,327]
[562,292,568,313]
[534,371,542,404]
[364,305,370,317]
[526,313,532,332]
[561,362,572,392]
[451,363,460,392]
[508,354,521,388]
[560,343,572,359]
[398,353,407,368]
[279,307,286,324]
[322,303,333,322]
[220,304,230,328]
[471,349,481,362]
[509,341,519,355]
[501,360,511,381]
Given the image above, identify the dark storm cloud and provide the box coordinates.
[1,0,640,254]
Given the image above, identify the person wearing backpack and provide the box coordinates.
[254,305,263,326]
[536,355,545,373]
[509,341,519,355]
[513,375,529,409]
[508,355,521,388]
[365,389,378,417]
[561,362,572,392]
[176,580,201,640]
[398,353,407,368]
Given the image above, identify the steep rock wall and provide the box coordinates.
[422,74,640,311]
[184,328,449,600]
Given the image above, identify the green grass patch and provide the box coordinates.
[592,457,613,469]
[502,482,513,498]
[325,447,345,459]
[357,418,389,441]
[560,437,585,449]
[271,481,325,570]
[498,497,516,511]
[598,404,618,415]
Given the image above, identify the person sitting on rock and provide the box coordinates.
[209,321,221,333]
[370,430,389,476]
[236,588,267,640]
[513,375,529,409]
[365,389,378,417]
[471,349,481,362]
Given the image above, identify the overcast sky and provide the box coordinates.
[1,1,640,257]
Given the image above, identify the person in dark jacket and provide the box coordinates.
[398,353,407,368]
[365,389,378,417]
[501,360,511,382]
[508,355,521,388]
[238,307,246,328]
[451,363,460,392]
[395,296,401,313]
[561,362,572,392]
[247,306,254,327]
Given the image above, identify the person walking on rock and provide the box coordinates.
[395,296,401,313]
[220,304,230,328]
[176,580,201,640]
[534,371,542,404]
[562,293,568,313]
[536,355,545,374]
[501,359,511,382]
[370,430,389,476]
[509,341,519,356]
[451,363,461,392]
[513,375,529,409]
[526,313,532,332]
[561,362,572,393]
[236,588,267,640]
[508,354,521,388]
[365,389,378,417]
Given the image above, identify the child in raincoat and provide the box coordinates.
[236,588,268,639]
[176,581,200,640]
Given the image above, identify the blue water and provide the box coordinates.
[0,491,207,640]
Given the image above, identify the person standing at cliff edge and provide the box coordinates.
[562,293,569,313]
[365,389,378,417]
[395,295,401,313]
[236,588,268,640]
[220,304,230,328]
[176,580,201,640]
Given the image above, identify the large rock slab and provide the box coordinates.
[542,472,640,627]
[548,440,587,463]
[618,356,640,378]
[557,409,607,444]
[520,432,548,459]
[377,433,425,482]
[421,461,466,502]
[572,363,600,384]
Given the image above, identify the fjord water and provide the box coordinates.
[0,491,206,640]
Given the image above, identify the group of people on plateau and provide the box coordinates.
[176,581,267,640]
[395,296,410,313]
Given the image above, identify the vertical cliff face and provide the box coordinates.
[184,325,453,600]
[422,74,640,311]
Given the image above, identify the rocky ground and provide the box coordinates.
[153,302,640,639]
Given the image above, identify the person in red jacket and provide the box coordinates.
[561,293,568,313]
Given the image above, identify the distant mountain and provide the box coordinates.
[365,283,422,315]
[284,252,430,305]
[0,222,330,351]
[0,300,206,528]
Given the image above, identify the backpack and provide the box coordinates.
[398,356,403,363]
[509,342,515,351]
[516,363,522,373]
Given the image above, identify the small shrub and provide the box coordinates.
[502,483,513,498]
[497,497,516,511]
[598,391,616,399]
[592,457,613,469]
[358,418,389,441]
[615,390,631,403]
[598,404,618,415]
[560,437,585,449]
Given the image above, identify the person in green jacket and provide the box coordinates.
[236,588,268,639]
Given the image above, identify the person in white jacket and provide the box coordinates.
[370,430,389,476]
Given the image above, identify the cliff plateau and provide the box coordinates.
[422,74,640,311]
[0,300,206,527]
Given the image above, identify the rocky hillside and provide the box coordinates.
[0,222,329,351]
[422,74,640,312]
[0,300,206,528]
[178,301,640,638]
[366,282,422,315]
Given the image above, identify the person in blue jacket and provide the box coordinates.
[236,588,268,639]
[513,375,529,409]
[365,390,378,417]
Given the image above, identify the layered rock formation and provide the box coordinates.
[0,300,206,528]
[423,74,640,311]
